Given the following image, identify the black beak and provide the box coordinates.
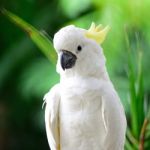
[61,50,77,70]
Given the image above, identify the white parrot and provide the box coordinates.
[44,23,127,150]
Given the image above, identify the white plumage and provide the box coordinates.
[44,24,126,150]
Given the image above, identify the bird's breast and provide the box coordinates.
[59,78,107,149]
[60,84,102,115]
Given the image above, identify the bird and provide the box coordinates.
[44,22,127,150]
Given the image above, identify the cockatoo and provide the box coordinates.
[44,22,127,150]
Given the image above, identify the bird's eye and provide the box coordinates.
[77,45,82,52]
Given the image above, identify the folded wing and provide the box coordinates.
[44,84,60,150]
[101,82,126,150]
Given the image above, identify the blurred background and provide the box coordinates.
[0,0,150,150]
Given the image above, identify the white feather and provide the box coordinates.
[44,84,60,150]
[44,25,127,150]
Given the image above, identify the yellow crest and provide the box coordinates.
[85,22,110,44]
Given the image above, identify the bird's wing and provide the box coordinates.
[101,82,126,150]
[44,84,60,150]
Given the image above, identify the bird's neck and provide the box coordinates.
[60,67,110,82]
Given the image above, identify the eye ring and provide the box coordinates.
[77,45,82,51]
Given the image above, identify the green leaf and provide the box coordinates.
[125,30,139,138]
[125,139,134,150]
[1,9,57,64]
[126,128,139,149]
[136,33,144,133]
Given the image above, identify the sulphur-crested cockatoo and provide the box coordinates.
[44,22,126,150]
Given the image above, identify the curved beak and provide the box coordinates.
[60,50,77,70]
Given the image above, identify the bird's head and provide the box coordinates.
[53,23,110,79]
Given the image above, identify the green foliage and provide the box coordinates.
[1,9,57,64]
[125,32,150,149]
[1,0,150,149]
[3,9,150,150]
[60,0,91,18]
[19,58,59,99]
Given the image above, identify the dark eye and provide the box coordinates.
[77,45,82,51]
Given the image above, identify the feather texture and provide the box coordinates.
[44,24,126,150]
[44,84,60,150]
